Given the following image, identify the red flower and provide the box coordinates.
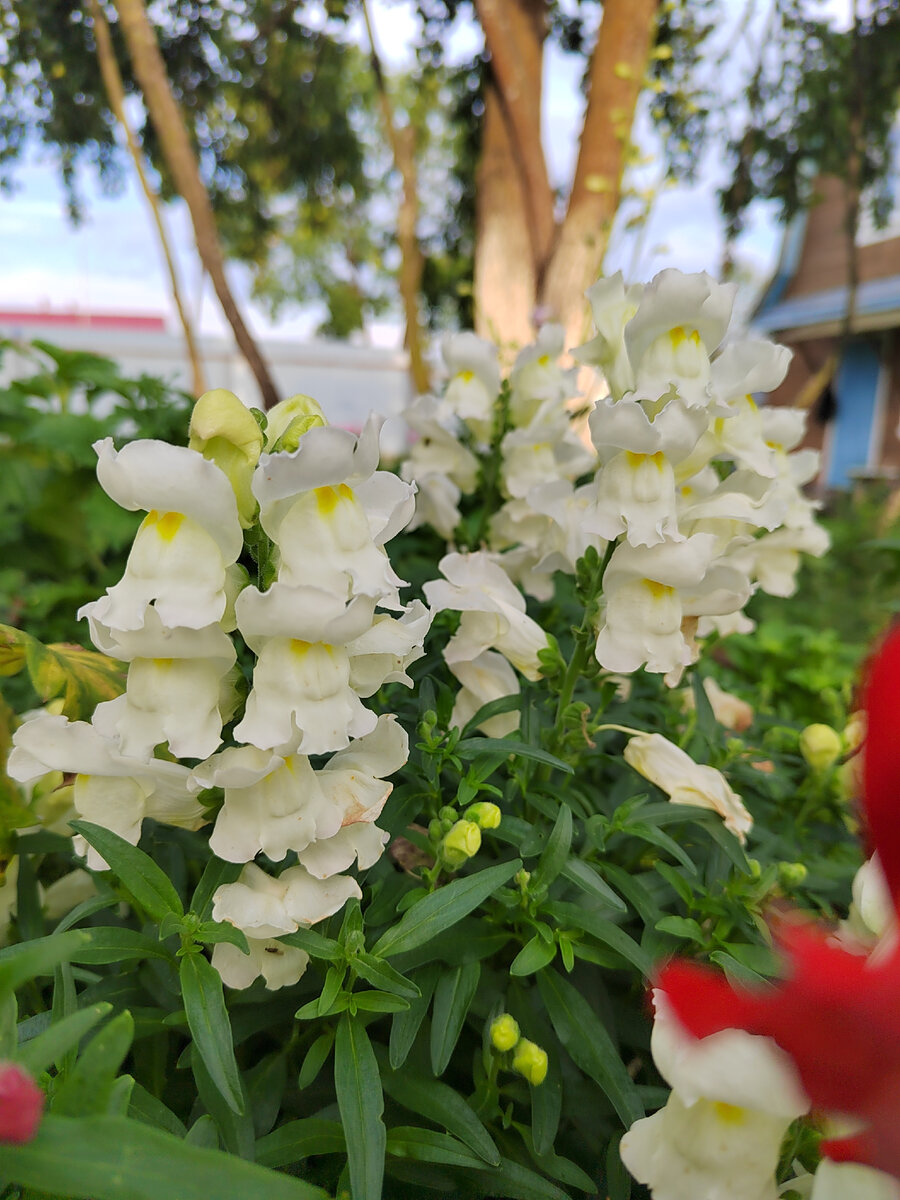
[0,1062,44,1143]
[658,623,900,1179]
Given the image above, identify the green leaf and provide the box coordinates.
[190,857,243,921]
[532,805,572,890]
[510,935,557,977]
[52,1011,134,1117]
[0,930,88,999]
[194,921,250,954]
[180,952,244,1116]
[71,821,184,922]
[531,1048,562,1157]
[386,1126,487,1169]
[454,738,574,774]
[518,1124,596,1192]
[298,1031,335,1090]
[389,965,439,1069]
[256,1118,346,1169]
[655,915,705,943]
[354,952,421,999]
[18,1002,111,1075]
[72,926,175,964]
[469,1156,573,1200]
[0,624,125,719]
[372,859,521,959]
[430,961,480,1075]
[559,857,626,911]
[352,991,410,1013]
[624,821,698,874]
[378,1058,500,1166]
[279,926,342,961]
[537,968,643,1126]
[128,1082,187,1139]
[544,901,654,976]
[335,1013,386,1200]
[0,1114,329,1199]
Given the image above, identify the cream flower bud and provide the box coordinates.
[799,723,842,771]
[490,1013,520,1052]
[623,732,752,842]
[441,819,482,867]
[511,1039,548,1085]
[189,389,264,526]
[264,393,327,449]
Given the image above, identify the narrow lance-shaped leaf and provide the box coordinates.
[371,859,521,959]
[71,821,184,922]
[334,1013,386,1200]
[180,952,244,1116]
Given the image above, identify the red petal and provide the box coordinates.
[861,623,900,910]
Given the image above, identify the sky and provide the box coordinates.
[0,0,854,346]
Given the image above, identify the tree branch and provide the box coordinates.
[112,0,280,409]
[90,0,206,398]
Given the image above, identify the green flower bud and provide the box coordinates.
[441,820,482,867]
[188,389,264,526]
[778,861,808,888]
[465,802,502,829]
[265,394,327,449]
[489,1013,520,1053]
[511,1038,548,1086]
[428,818,444,842]
[799,723,843,771]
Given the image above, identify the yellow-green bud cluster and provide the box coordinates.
[465,801,502,829]
[441,820,481,867]
[488,1012,548,1085]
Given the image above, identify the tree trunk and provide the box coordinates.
[112,0,280,409]
[361,0,430,394]
[473,0,554,294]
[473,82,538,350]
[540,0,659,350]
[90,0,206,398]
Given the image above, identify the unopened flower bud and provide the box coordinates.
[778,861,808,888]
[511,1038,548,1085]
[265,393,327,449]
[799,723,842,771]
[189,389,264,526]
[843,711,866,753]
[465,802,502,829]
[0,1063,43,1143]
[441,820,481,867]
[490,1013,520,1052]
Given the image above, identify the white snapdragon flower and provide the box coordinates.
[621,991,809,1200]
[196,715,406,866]
[87,438,243,632]
[401,395,479,540]
[212,937,310,992]
[438,332,501,440]
[8,714,204,868]
[594,535,750,677]
[508,324,578,427]
[805,1160,900,1200]
[212,862,361,938]
[622,731,753,842]
[575,272,643,399]
[447,650,521,738]
[500,405,595,500]
[82,606,238,761]
[424,552,549,680]
[624,270,737,409]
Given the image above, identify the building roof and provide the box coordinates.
[754,272,900,338]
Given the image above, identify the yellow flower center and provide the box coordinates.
[458,369,475,383]
[713,1101,746,1125]
[669,326,701,349]
[643,578,675,601]
[146,510,185,541]
[314,484,353,516]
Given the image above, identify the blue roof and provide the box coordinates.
[753,271,900,334]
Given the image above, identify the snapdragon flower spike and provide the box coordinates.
[0,1063,44,1144]
[657,623,900,1181]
